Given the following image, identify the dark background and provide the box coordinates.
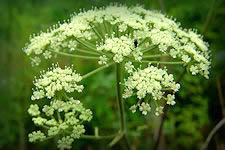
[0,0,224,150]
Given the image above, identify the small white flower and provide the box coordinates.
[123,65,179,104]
[190,65,199,75]
[155,106,164,116]
[125,62,134,73]
[28,131,46,142]
[98,55,108,65]
[32,64,83,100]
[166,94,176,105]
[129,105,137,113]
[57,136,74,150]
[28,104,40,116]
[139,102,151,115]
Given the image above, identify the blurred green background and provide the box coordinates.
[0,0,224,150]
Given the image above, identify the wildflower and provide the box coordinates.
[31,64,83,100]
[139,102,151,115]
[28,131,46,142]
[124,63,179,115]
[28,97,92,148]
[42,105,54,116]
[123,64,180,100]
[166,94,176,105]
[32,117,47,126]
[125,61,135,73]
[57,136,74,150]
[28,104,40,116]
[190,65,199,75]
[71,125,85,139]
[98,55,108,65]
[155,106,164,116]
[23,5,210,79]
[97,36,142,63]
[28,64,92,149]
[24,4,212,149]
[129,105,137,113]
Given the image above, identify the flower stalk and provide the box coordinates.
[82,62,115,79]
[132,60,185,65]
[49,50,99,59]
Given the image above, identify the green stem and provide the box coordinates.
[49,50,99,60]
[108,132,125,147]
[133,60,185,65]
[74,38,96,50]
[114,63,132,149]
[141,45,157,53]
[82,62,115,79]
[75,48,100,56]
[103,21,109,35]
[116,63,125,131]
[57,111,63,123]
[139,38,148,46]
[90,24,104,40]
[74,38,108,56]
[142,54,169,58]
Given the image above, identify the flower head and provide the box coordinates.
[124,63,179,115]
[139,102,151,115]
[28,63,92,149]
[32,64,83,100]
[97,36,142,63]
[28,97,92,149]
[23,5,210,79]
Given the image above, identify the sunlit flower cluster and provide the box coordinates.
[124,62,180,115]
[28,97,92,149]
[31,64,83,100]
[97,36,142,63]
[24,4,212,149]
[28,64,92,149]
[23,5,210,79]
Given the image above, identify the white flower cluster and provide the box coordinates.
[23,5,210,79]
[130,7,210,78]
[28,97,92,149]
[32,64,83,100]
[124,62,180,115]
[28,64,92,149]
[139,102,151,115]
[98,55,108,65]
[97,36,142,63]
[130,102,151,115]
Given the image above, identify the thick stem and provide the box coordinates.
[153,104,169,150]
[114,63,132,149]
[116,63,125,131]
[132,60,184,65]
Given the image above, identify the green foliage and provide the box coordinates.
[165,74,209,149]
